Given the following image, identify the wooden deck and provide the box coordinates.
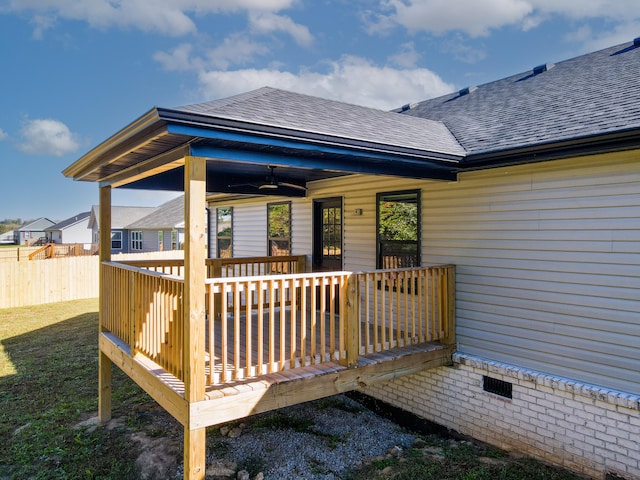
[98,255,455,479]
[101,328,454,429]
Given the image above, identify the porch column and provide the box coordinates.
[98,185,112,423]
[183,156,207,480]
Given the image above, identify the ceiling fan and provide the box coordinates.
[228,166,307,192]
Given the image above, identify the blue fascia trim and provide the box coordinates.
[166,123,459,165]
[168,125,457,180]
[190,143,456,180]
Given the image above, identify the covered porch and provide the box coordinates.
[63,88,463,479]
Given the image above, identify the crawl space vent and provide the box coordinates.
[483,376,512,399]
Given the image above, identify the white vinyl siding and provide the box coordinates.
[420,151,640,395]
[209,151,640,394]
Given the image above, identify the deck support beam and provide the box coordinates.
[98,185,112,423]
[183,155,207,480]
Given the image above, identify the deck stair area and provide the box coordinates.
[98,254,455,478]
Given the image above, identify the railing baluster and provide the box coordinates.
[310,277,317,364]
[245,281,253,378]
[289,278,297,369]
[220,283,228,383]
[279,278,286,369]
[268,279,275,373]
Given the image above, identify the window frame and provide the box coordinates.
[376,189,421,269]
[216,207,233,258]
[130,230,143,251]
[110,230,123,250]
[267,201,292,256]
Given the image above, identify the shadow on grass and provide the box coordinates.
[0,304,152,479]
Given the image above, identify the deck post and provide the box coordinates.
[183,155,207,480]
[344,272,360,367]
[442,266,456,346]
[98,185,112,423]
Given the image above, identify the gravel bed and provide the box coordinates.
[208,394,416,479]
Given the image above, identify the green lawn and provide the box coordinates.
[0,299,151,479]
[0,299,584,480]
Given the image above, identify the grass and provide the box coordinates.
[1,299,587,480]
[0,299,154,479]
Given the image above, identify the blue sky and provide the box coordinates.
[1,0,638,222]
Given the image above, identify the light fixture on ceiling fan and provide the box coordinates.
[229,166,307,191]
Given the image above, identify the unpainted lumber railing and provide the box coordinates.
[100,257,455,388]
[119,255,307,278]
[28,243,98,260]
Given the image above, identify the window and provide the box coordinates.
[377,190,420,269]
[158,231,164,251]
[267,202,291,256]
[111,230,122,250]
[171,230,178,250]
[131,231,143,251]
[216,207,233,258]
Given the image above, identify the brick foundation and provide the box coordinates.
[363,353,640,479]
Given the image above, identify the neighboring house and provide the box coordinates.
[0,230,15,244]
[64,39,640,480]
[123,195,185,252]
[14,217,55,245]
[45,211,92,244]
[88,205,156,254]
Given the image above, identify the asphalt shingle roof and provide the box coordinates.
[126,195,184,229]
[89,206,157,230]
[401,40,640,155]
[47,212,90,231]
[176,87,466,157]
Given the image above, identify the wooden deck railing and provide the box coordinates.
[100,258,455,389]
[119,255,307,278]
[102,262,185,380]
[28,243,98,260]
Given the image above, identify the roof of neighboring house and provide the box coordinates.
[46,212,91,231]
[88,206,157,230]
[18,217,56,231]
[126,195,184,230]
[400,40,640,166]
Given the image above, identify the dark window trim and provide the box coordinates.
[216,206,233,259]
[376,189,421,269]
[267,201,292,256]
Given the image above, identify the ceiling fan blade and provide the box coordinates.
[277,181,307,191]
[228,183,260,188]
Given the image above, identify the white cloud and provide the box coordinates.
[17,119,80,157]
[154,43,202,72]
[249,12,314,46]
[370,0,640,37]
[375,0,533,37]
[197,55,455,111]
[0,128,7,141]
[7,0,299,37]
[567,21,640,53]
[154,35,270,71]
[388,42,421,68]
[206,34,270,69]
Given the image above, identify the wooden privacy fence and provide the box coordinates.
[100,259,455,388]
[0,255,100,308]
[0,250,185,308]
